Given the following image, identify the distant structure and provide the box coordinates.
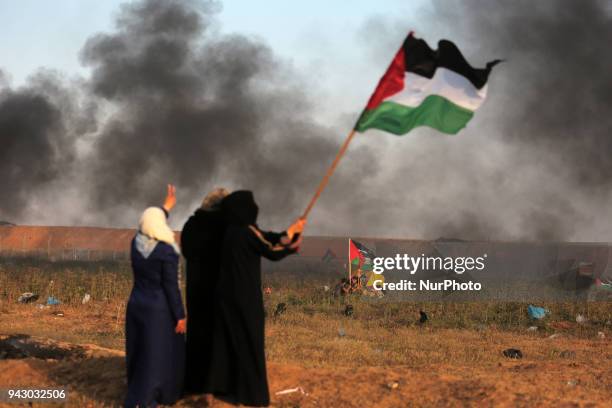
[0,221,15,226]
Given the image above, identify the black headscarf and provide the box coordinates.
[221,190,259,226]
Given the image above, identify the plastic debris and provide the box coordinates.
[598,332,605,339]
[386,381,399,390]
[274,303,286,317]
[82,294,91,304]
[52,310,65,317]
[575,314,587,324]
[323,285,330,292]
[275,387,308,396]
[344,304,354,317]
[548,333,561,339]
[46,296,60,306]
[338,327,346,337]
[527,305,547,319]
[419,310,428,324]
[567,380,578,386]
[502,348,523,359]
[527,326,539,332]
[18,293,39,304]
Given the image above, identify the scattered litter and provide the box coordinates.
[548,333,562,339]
[527,326,539,332]
[386,381,399,390]
[18,292,39,304]
[549,321,573,330]
[52,311,65,317]
[597,332,605,339]
[82,294,91,304]
[274,303,286,317]
[46,296,61,306]
[575,314,587,324]
[323,285,330,292]
[527,305,548,320]
[275,387,308,396]
[338,327,346,337]
[344,304,354,317]
[264,287,272,295]
[567,380,578,387]
[419,310,428,324]
[559,350,576,359]
[502,348,523,359]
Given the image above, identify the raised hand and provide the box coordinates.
[163,184,177,212]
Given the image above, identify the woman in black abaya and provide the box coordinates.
[206,191,305,407]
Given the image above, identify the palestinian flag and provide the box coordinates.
[349,239,364,268]
[349,239,376,270]
[355,32,501,135]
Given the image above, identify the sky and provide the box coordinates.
[0,0,426,88]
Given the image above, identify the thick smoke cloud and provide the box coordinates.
[1,0,611,242]
[78,0,359,228]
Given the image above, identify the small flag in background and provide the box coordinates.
[349,239,365,268]
[355,32,501,136]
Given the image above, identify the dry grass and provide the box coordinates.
[0,258,611,407]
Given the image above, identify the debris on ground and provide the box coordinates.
[575,314,587,324]
[17,292,39,304]
[419,310,428,324]
[527,305,547,319]
[344,304,354,317]
[46,296,61,306]
[527,326,538,332]
[52,310,65,317]
[338,327,346,337]
[386,381,399,390]
[597,332,605,339]
[275,387,308,396]
[323,285,330,292]
[566,380,578,386]
[548,333,562,339]
[274,303,286,317]
[82,294,91,304]
[502,348,523,359]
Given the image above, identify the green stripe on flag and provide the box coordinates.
[355,94,474,135]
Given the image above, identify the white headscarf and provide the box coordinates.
[135,207,180,258]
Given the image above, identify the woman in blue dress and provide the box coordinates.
[125,185,186,407]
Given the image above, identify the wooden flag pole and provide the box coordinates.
[301,129,357,219]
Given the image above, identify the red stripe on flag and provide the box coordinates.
[364,37,408,110]
[349,239,365,266]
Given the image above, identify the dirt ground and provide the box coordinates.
[1,304,610,407]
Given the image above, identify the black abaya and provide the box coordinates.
[206,191,296,407]
[181,208,226,393]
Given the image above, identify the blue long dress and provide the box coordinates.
[125,238,185,408]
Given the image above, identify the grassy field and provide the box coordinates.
[0,258,610,407]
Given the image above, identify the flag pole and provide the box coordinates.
[301,129,357,219]
[348,238,352,282]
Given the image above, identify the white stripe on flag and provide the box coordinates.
[387,67,488,111]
